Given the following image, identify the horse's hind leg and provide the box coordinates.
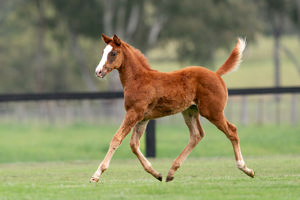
[166,105,205,182]
[130,120,163,181]
[207,113,254,177]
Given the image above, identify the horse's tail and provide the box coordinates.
[216,38,246,76]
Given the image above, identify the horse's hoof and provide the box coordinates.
[249,170,255,178]
[89,177,99,183]
[166,176,174,182]
[156,173,163,182]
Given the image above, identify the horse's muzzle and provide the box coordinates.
[95,70,106,78]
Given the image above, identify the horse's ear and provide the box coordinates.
[113,34,121,46]
[102,34,112,44]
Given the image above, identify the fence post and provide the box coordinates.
[291,94,297,125]
[146,119,156,158]
[241,96,248,125]
[257,97,264,125]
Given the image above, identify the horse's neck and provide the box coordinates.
[118,48,152,90]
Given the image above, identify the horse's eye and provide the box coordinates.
[111,51,117,56]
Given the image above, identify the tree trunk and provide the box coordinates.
[297,0,300,42]
[116,0,127,39]
[147,15,167,48]
[280,44,300,76]
[102,0,124,91]
[68,28,97,92]
[273,26,281,88]
[103,0,115,35]
[35,0,46,92]
[273,18,281,124]
[126,3,141,40]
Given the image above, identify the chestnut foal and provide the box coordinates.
[90,34,254,183]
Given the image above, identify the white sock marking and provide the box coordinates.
[236,159,245,169]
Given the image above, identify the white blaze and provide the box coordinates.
[96,45,113,73]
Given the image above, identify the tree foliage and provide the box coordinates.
[259,0,300,86]
[159,0,261,65]
[51,0,103,38]
[0,0,298,92]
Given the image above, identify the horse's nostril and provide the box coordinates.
[96,71,101,75]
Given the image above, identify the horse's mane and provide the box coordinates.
[122,42,153,71]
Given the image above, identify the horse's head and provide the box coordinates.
[95,34,124,78]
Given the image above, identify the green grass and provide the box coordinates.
[1,123,299,163]
[0,122,299,199]
[0,156,299,200]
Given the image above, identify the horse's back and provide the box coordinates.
[147,66,228,116]
[172,66,227,95]
[150,66,227,101]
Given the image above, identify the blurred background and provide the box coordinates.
[0,0,299,163]
[1,0,300,93]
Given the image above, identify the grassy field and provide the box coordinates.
[0,123,299,199]
[0,156,299,200]
[1,123,300,163]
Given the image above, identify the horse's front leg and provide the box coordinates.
[90,110,142,183]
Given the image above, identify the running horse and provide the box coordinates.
[91,34,255,183]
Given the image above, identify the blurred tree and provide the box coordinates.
[100,0,167,51]
[34,0,46,92]
[260,0,299,124]
[1,0,299,93]
[0,0,169,92]
[0,0,46,93]
[52,0,168,91]
[98,0,168,90]
[51,0,103,91]
[261,0,299,86]
[298,0,300,38]
[158,0,261,67]
[0,0,89,93]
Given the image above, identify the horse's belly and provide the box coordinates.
[145,97,193,119]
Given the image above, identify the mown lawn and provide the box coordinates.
[0,123,299,199]
[0,123,299,163]
[0,156,299,200]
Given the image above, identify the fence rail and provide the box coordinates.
[0,92,124,102]
[0,86,299,157]
[228,87,300,95]
[0,87,299,102]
